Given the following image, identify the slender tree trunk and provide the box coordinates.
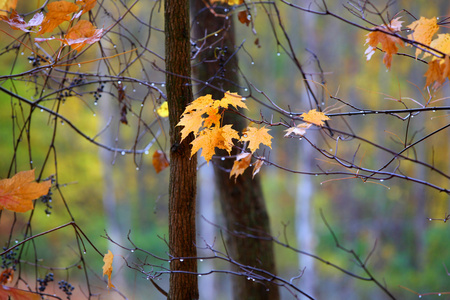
[165,0,199,299]
[190,3,280,299]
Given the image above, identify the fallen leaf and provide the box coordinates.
[407,17,439,58]
[230,152,252,181]
[240,126,272,153]
[102,250,115,289]
[284,122,312,137]
[300,109,330,127]
[0,169,51,213]
[63,20,103,51]
[0,10,44,32]
[252,157,264,178]
[365,17,404,69]
[0,0,17,16]
[0,285,41,300]
[39,1,79,34]
[152,150,169,173]
[156,102,169,118]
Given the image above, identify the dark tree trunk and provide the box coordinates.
[190,3,280,299]
[165,0,199,299]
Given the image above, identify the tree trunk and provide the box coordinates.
[165,1,199,299]
[190,3,280,299]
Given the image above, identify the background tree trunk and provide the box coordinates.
[190,3,280,299]
[165,1,199,299]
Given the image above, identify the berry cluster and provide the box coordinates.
[1,246,18,271]
[37,273,54,292]
[58,279,75,299]
[40,189,53,215]
[93,83,104,104]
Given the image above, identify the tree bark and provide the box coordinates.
[190,3,280,299]
[165,0,199,299]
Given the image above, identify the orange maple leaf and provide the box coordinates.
[0,10,43,32]
[365,17,403,69]
[191,125,239,162]
[102,250,115,289]
[177,108,205,141]
[252,157,264,179]
[300,109,330,126]
[38,1,79,34]
[423,33,450,59]
[76,0,97,16]
[63,20,103,51]
[0,0,17,16]
[0,169,51,213]
[203,106,221,128]
[230,152,252,182]
[0,285,41,300]
[407,17,439,58]
[241,126,272,153]
[152,150,169,173]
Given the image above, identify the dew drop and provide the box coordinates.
[214,33,218,36]
[439,293,441,296]
[145,150,149,155]
[93,113,96,117]
[251,61,255,65]
[141,103,144,107]
[83,251,86,254]
[29,60,32,63]
[15,240,18,244]
[437,17,440,20]
[330,149,333,152]
[244,88,248,91]
[419,295,422,298]
[78,64,81,68]
[180,259,184,262]
[40,109,44,112]
[151,83,155,86]
[121,151,125,155]
[94,102,98,106]
[433,110,436,112]
[225,16,229,20]
[113,44,117,48]
[198,274,202,277]
[320,182,323,185]
[133,89,136,92]
[221,157,226,161]
[30,160,33,164]
[136,167,139,170]
[428,218,432,221]
[61,121,64,125]
[199,259,203,262]
[46,214,50,217]
[242,97,246,101]
[131,249,135,253]
[375,111,378,114]
[161,83,165,87]
[224,8,228,12]
[315,174,318,176]
[277,52,281,56]
[247,277,251,280]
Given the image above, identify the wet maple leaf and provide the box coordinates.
[39,1,79,34]
[63,20,103,51]
[301,109,330,126]
[203,106,221,128]
[102,250,115,289]
[0,169,51,213]
[152,150,169,173]
[0,0,17,16]
[252,157,265,179]
[365,17,403,69]
[407,17,439,58]
[0,285,41,300]
[230,152,251,182]
[177,108,205,141]
[191,125,239,162]
[424,56,450,89]
[284,122,312,137]
[0,10,44,32]
[241,126,272,153]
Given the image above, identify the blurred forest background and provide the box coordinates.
[0,0,449,299]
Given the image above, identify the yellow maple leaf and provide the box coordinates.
[203,106,221,128]
[177,109,205,141]
[300,109,330,127]
[252,157,265,179]
[221,124,240,154]
[365,17,404,69]
[0,0,17,16]
[407,17,439,58]
[241,126,272,153]
[184,94,214,114]
[0,169,51,213]
[215,91,248,110]
[190,125,239,162]
[230,152,252,182]
[102,250,115,289]
[423,33,450,60]
[156,102,169,118]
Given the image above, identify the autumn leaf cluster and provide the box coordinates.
[365,16,450,89]
[177,92,272,180]
[1,0,102,52]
